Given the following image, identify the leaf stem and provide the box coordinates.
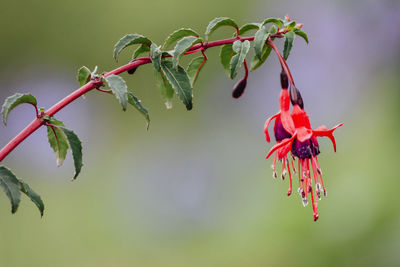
[0,30,288,163]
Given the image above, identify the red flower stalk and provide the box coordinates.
[265,92,342,221]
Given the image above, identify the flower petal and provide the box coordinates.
[264,113,280,143]
[266,133,297,159]
[313,123,343,152]
[297,127,313,142]
[280,111,296,135]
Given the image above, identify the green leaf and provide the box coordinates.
[163,28,200,49]
[261,18,284,28]
[186,56,206,86]
[133,44,150,59]
[0,166,21,213]
[160,61,193,110]
[254,27,270,60]
[205,17,238,41]
[238,23,260,35]
[154,69,174,109]
[127,92,150,129]
[283,31,295,60]
[220,44,233,76]
[269,24,278,34]
[104,75,128,111]
[113,34,151,61]
[18,179,44,217]
[1,93,37,126]
[59,127,83,180]
[286,21,297,30]
[172,36,201,70]
[47,119,69,167]
[150,44,162,71]
[77,66,91,87]
[230,40,250,79]
[294,29,309,44]
[250,45,272,71]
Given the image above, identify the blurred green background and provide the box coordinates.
[0,0,399,266]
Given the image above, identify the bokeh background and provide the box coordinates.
[0,0,399,266]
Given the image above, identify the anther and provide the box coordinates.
[302,197,308,207]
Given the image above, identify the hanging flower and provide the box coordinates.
[266,103,342,221]
[264,88,296,196]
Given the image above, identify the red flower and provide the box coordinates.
[264,89,296,196]
[265,98,342,221]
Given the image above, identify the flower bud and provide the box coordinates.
[232,78,247,98]
[295,23,303,29]
[280,70,288,89]
[127,67,137,75]
[289,84,304,109]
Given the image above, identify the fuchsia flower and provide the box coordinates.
[265,86,342,221]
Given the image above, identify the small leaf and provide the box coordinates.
[47,119,69,167]
[163,28,200,49]
[133,44,150,59]
[172,36,201,70]
[160,61,193,110]
[186,56,206,86]
[19,179,44,217]
[294,29,309,44]
[250,45,272,71]
[127,92,150,129]
[285,21,297,30]
[59,127,83,180]
[1,93,37,125]
[230,40,250,79]
[261,18,284,28]
[154,69,174,109]
[104,75,128,111]
[113,34,151,61]
[220,44,233,76]
[205,17,239,41]
[0,166,21,213]
[77,66,92,87]
[238,23,260,35]
[254,27,270,60]
[283,31,295,60]
[150,44,162,71]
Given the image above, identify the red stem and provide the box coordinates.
[0,31,287,163]
[267,40,295,85]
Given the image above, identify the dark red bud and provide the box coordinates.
[127,67,137,75]
[127,59,137,75]
[289,84,304,109]
[232,78,247,98]
[280,70,288,89]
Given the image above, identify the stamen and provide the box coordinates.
[291,155,296,174]
[302,197,308,207]
[272,152,278,179]
[315,157,326,197]
[309,185,319,221]
[286,159,292,196]
[281,162,287,180]
[310,156,321,200]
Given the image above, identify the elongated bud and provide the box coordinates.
[289,84,304,109]
[232,78,247,98]
[127,59,137,75]
[127,67,137,75]
[280,70,288,89]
